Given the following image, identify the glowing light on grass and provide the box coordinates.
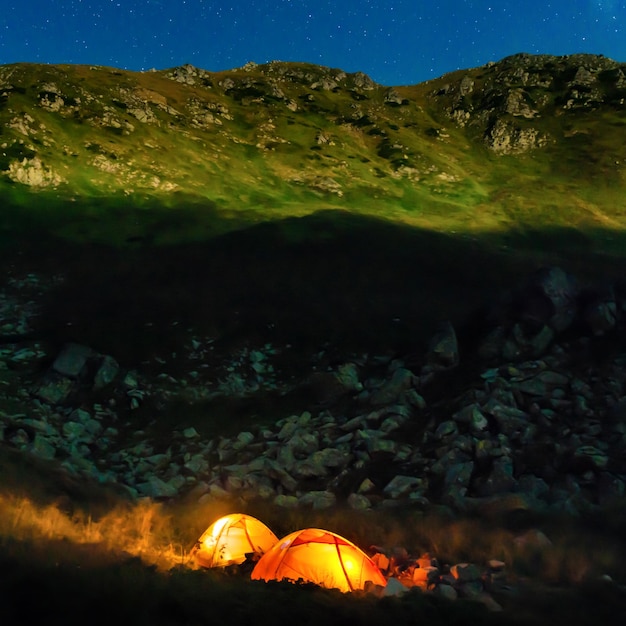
[0,494,186,569]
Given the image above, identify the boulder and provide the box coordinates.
[52,343,94,378]
[35,374,74,404]
[427,321,459,369]
[530,267,579,332]
[383,475,424,499]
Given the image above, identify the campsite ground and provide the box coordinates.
[2,210,626,625]
[0,232,626,626]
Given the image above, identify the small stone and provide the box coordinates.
[347,493,371,510]
[434,584,458,601]
[358,478,376,494]
[298,490,336,509]
[273,494,299,508]
[435,420,458,438]
[450,563,482,583]
[182,427,200,439]
[383,577,408,597]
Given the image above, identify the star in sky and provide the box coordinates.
[1,1,625,85]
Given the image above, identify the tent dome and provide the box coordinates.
[251,528,386,592]
[193,513,278,568]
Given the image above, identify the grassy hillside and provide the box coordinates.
[1,54,625,252]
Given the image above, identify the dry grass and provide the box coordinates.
[0,493,188,569]
[2,489,625,587]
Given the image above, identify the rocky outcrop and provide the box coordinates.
[484,119,547,154]
[7,156,64,187]
[430,53,626,154]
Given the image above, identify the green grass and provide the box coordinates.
[1,56,624,254]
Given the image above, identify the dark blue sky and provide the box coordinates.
[2,1,625,85]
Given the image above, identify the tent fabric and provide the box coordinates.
[250,528,387,592]
[193,513,278,568]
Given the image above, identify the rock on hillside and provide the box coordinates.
[427,53,626,153]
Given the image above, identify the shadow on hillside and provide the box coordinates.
[3,206,626,365]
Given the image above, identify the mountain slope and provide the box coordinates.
[1,53,625,248]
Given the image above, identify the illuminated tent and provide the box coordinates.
[192,513,278,568]
[250,528,387,592]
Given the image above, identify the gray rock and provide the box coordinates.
[431,449,472,475]
[459,75,475,95]
[292,448,350,478]
[435,420,458,439]
[384,88,406,106]
[573,445,609,470]
[434,583,458,601]
[450,562,482,583]
[183,427,201,439]
[427,321,459,369]
[52,343,94,378]
[184,454,209,475]
[383,577,408,596]
[477,457,517,496]
[273,494,299,508]
[36,375,74,404]
[584,289,618,335]
[335,362,363,392]
[485,119,545,154]
[383,475,424,499]
[298,490,336,509]
[365,436,398,456]
[136,476,179,498]
[443,462,474,498]
[93,355,119,389]
[265,460,298,492]
[533,267,579,332]
[369,367,416,405]
[123,370,139,389]
[232,431,254,450]
[517,371,569,396]
[347,493,371,510]
[286,431,319,456]
[358,478,376,494]
[29,434,56,460]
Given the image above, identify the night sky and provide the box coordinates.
[2,1,625,86]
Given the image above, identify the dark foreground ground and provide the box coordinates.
[1,537,626,626]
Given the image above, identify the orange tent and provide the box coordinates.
[192,513,278,568]
[250,528,387,592]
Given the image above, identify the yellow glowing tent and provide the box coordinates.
[250,528,387,592]
[192,513,278,568]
